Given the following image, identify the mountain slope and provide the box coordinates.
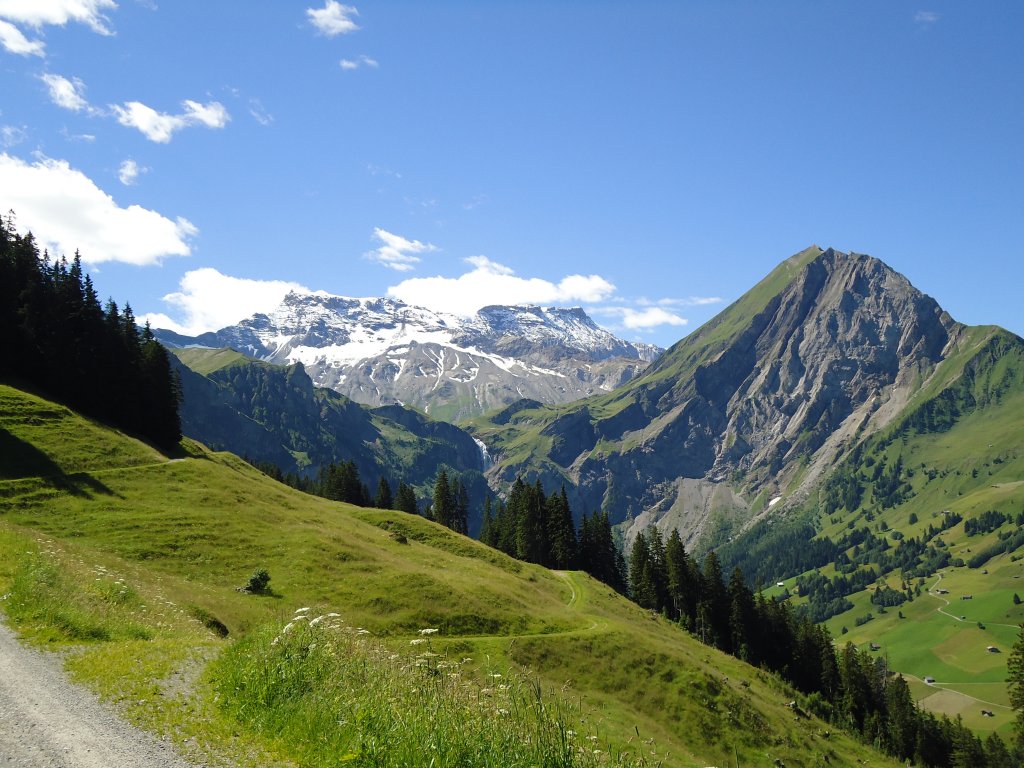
[170,348,487,515]
[156,294,660,422]
[475,247,1021,552]
[0,382,898,768]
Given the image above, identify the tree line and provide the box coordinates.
[250,457,421,516]
[627,527,1021,767]
[0,214,181,449]
[479,477,627,593]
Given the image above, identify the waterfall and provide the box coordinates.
[473,437,493,471]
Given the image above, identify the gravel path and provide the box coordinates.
[0,617,201,768]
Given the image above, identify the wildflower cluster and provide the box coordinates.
[213,608,653,767]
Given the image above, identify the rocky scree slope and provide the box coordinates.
[156,296,660,423]
[475,246,1015,550]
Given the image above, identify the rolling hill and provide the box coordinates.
[0,381,900,768]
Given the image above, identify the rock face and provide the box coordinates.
[478,247,966,548]
[156,295,660,423]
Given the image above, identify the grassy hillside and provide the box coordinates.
[751,328,1024,741]
[169,347,489,525]
[0,382,898,768]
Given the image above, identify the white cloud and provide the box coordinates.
[619,307,688,330]
[588,303,693,332]
[387,255,617,317]
[0,18,42,55]
[111,99,230,143]
[249,98,273,126]
[117,158,145,185]
[40,73,91,112]
[0,0,116,55]
[365,227,438,271]
[0,151,196,265]
[914,10,939,24]
[142,268,311,335]
[0,0,117,33]
[340,54,377,71]
[59,126,95,142]
[1,123,27,147]
[307,1,359,36]
[367,163,401,179]
[636,295,723,308]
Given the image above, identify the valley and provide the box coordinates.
[2,224,1023,767]
[0,383,894,767]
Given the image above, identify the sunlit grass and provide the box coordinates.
[3,544,153,644]
[211,610,650,768]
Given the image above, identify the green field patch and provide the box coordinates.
[939,682,1012,709]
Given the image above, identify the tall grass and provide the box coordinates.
[3,545,152,643]
[211,609,654,768]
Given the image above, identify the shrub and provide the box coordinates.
[241,568,271,595]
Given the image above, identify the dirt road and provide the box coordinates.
[0,617,199,767]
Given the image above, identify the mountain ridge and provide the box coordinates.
[155,294,660,423]
[169,347,490,527]
[472,246,1024,553]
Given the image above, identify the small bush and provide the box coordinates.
[241,567,271,595]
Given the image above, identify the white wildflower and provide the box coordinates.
[410,638,427,645]
[309,615,326,627]
[419,628,439,635]
[294,607,311,614]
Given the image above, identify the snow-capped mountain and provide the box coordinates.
[155,292,661,421]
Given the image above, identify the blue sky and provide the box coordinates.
[1,2,1021,348]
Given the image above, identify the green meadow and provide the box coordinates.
[0,383,900,767]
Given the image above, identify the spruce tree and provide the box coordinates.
[432,469,455,529]
[629,532,658,609]
[454,478,469,535]
[1009,623,1024,756]
[374,476,393,509]
[395,481,418,515]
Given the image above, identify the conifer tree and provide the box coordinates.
[546,485,577,569]
[629,532,658,610]
[1009,623,1024,756]
[480,496,495,546]
[395,481,418,515]
[432,469,455,529]
[374,476,393,509]
[454,478,469,535]
[700,550,730,652]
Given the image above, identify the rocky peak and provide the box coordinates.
[154,291,662,422]
[705,248,959,484]
[480,246,968,550]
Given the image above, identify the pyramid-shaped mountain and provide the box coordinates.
[476,246,1024,549]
